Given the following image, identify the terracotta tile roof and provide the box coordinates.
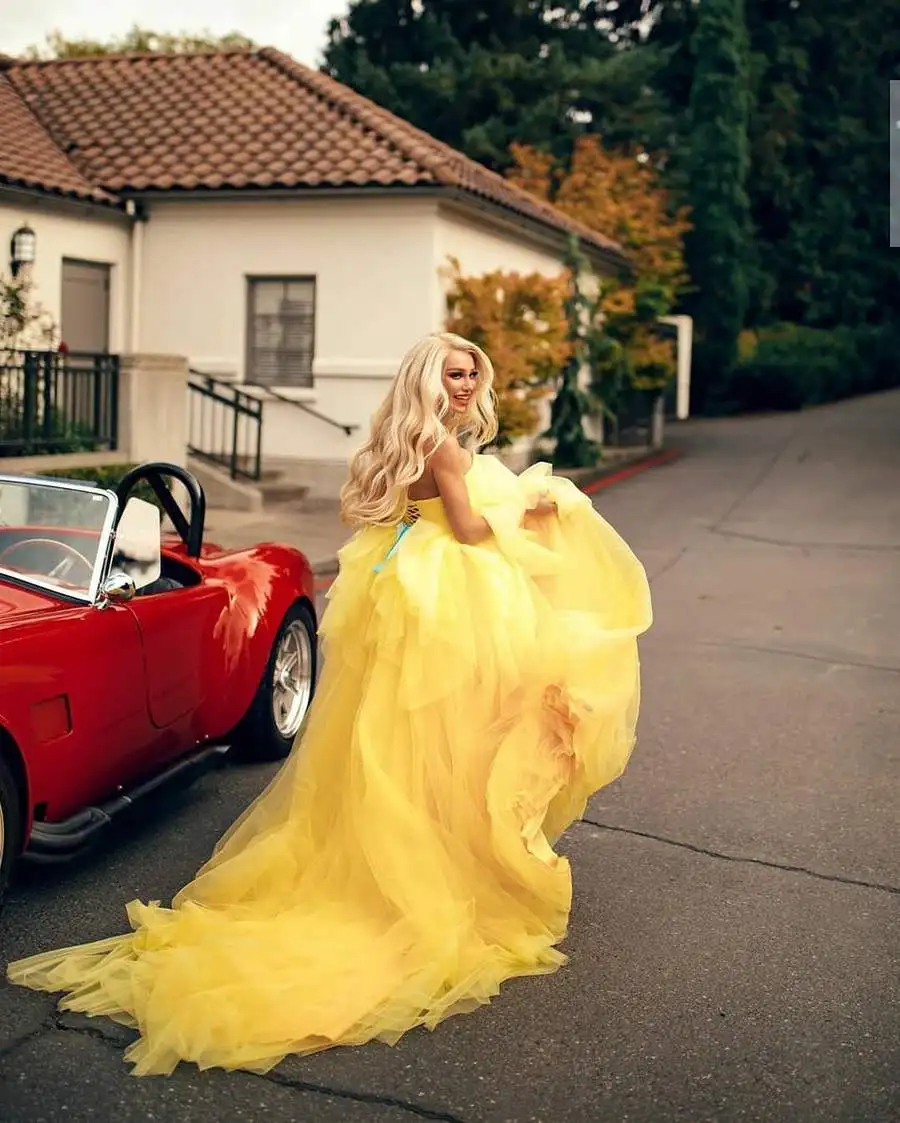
[4,49,623,260]
[0,64,116,204]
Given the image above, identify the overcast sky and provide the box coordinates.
[1,0,347,66]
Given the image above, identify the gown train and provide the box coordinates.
[7,454,652,1075]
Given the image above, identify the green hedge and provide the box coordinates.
[724,324,900,412]
[41,464,133,488]
[39,464,171,511]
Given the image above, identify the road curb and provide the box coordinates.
[313,446,683,591]
[580,446,683,495]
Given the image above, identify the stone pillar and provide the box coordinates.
[117,354,189,467]
[660,314,694,420]
[649,393,665,449]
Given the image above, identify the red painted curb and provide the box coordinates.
[581,446,683,496]
[312,447,682,594]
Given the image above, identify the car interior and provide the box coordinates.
[0,464,209,600]
[133,554,200,596]
[114,463,207,597]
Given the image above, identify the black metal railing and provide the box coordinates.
[187,372,263,481]
[262,384,357,437]
[0,350,119,457]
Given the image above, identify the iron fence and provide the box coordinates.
[187,372,263,481]
[0,350,118,457]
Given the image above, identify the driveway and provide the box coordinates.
[1,391,898,1122]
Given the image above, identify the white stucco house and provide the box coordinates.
[0,47,627,499]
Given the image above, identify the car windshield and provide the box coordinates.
[0,477,115,601]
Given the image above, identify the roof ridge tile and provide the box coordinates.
[2,47,624,258]
[10,47,253,69]
[257,47,622,256]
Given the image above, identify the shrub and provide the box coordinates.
[444,259,571,446]
[852,324,900,392]
[41,464,132,488]
[0,403,98,454]
[724,324,899,412]
[39,464,172,511]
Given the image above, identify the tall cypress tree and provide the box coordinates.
[638,0,899,334]
[683,0,751,407]
[546,236,598,468]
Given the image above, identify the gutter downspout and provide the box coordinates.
[127,200,143,352]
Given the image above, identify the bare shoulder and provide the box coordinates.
[429,435,465,475]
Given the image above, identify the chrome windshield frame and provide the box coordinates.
[0,474,119,605]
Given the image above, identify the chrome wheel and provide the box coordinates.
[271,618,314,738]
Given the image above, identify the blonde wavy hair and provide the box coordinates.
[340,332,498,527]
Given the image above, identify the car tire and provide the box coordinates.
[0,753,23,911]
[231,601,318,763]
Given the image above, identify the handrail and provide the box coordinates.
[261,385,358,437]
[188,372,261,417]
[188,369,358,442]
[187,370,263,481]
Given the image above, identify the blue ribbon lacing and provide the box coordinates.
[373,522,413,574]
[373,505,421,573]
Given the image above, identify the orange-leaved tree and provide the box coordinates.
[508,137,690,404]
[444,259,570,447]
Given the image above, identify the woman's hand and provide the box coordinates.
[523,497,557,531]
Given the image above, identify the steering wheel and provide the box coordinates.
[0,538,94,585]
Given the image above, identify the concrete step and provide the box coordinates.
[257,479,311,508]
[300,496,341,515]
[189,455,320,512]
[187,456,263,513]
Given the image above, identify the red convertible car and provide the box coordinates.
[0,462,317,906]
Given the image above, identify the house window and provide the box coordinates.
[246,277,315,388]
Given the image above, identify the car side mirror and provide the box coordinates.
[102,570,136,604]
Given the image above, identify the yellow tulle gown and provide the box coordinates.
[7,454,652,1076]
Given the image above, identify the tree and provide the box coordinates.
[444,259,570,447]
[1,274,57,352]
[742,0,898,330]
[1,274,59,449]
[23,26,254,59]
[545,237,598,468]
[508,135,689,420]
[682,0,751,406]
[633,0,900,335]
[323,0,618,170]
[510,136,690,302]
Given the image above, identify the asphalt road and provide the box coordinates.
[1,391,898,1123]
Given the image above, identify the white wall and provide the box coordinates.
[140,196,438,377]
[139,194,594,472]
[434,203,568,325]
[140,196,443,462]
[0,198,132,351]
[256,204,578,468]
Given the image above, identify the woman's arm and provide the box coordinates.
[430,439,493,546]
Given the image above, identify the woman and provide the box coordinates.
[7,332,652,1076]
